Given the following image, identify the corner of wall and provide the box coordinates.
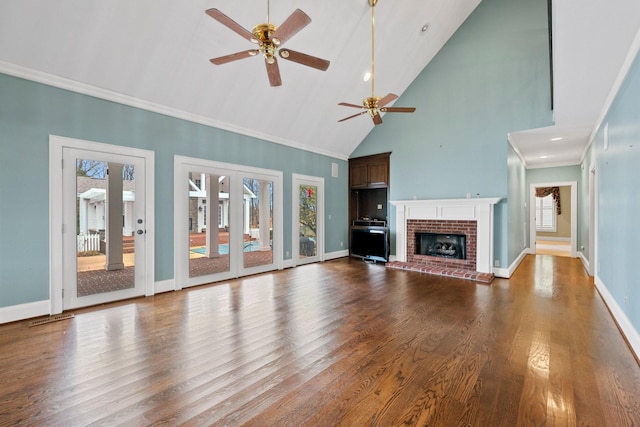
[494,247,529,278]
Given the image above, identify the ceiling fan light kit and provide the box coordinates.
[205,1,330,87]
[338,0,416,125]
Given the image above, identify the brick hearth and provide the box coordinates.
[385,261,494,284]
[386,219,494,283]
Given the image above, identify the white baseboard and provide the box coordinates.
[155,279,175,294]
[494,248,528,278]
[0,300,50,325]
[325,250,349,261]
[594,276,640,362]
[577,251,591,275]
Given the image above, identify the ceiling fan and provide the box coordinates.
[338,0,415,125]
[205,1,330,87]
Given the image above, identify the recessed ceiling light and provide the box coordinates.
[550,137,563,141]
[363,71,371,82]
[539,155,549,159]
[421,24,429,33]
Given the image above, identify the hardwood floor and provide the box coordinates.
[535,240,572,257]
[1,255,639,426]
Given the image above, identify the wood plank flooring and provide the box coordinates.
[535,240,572,257]
[1,255,639,426]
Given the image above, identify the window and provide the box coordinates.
[535,194,556,232]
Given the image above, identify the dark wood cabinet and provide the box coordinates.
[348,153,391,261]
[349,152,389,189]
[366,159,389,187]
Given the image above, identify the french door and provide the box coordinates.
[50,136,154,312]
[174,156,283,288]
[292,174,324,266]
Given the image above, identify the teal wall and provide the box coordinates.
[351,0,553,267]
[590,48,640,331]
[0,73,348,308]
[507,144,528,262]
[526,165,581,184]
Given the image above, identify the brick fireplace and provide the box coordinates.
[407,220,477,271]
[388,198,501,283]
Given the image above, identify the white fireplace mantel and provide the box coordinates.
[391,198,502,274]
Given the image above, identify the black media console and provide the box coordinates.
[350,220,390,263]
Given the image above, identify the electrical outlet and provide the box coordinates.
[286,251,289,257]
[494,260,500,267]
[340,241,344,247]
[377,204,383,209]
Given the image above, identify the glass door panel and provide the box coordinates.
[242,178,273,270]
[298,184,318,259]
[175,157,282,288]
[76,159,136,296]
[293,174,324,266]
[188,172,231,278]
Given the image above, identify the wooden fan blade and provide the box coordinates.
[265,57,282,87]
[338,102,365,109]
[338,111,368,122]
[205,8,257,43]
[272,9,311,45]
[279,49,329,71]
[372,113,383,125]
[381,107,416,113]
[210,50,259,65]
[378,93,398,107]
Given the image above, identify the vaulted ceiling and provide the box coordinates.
[1,0,638,166]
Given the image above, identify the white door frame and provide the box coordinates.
[529,180,577,257]
[49,135,155,314]
[589,165,598,276]
[174,156,283,289]
[292,174,325,267]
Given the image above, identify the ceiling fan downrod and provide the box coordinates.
[337,0,416,125]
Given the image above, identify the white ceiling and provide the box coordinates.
[0,0,638,166]
[510,0,640,169]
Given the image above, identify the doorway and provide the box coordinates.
[50,136,155,313]
[529,181,577,258]
[174,156,283,289]
[292,174,324,266]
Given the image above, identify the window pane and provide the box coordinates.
[536,194,556,232]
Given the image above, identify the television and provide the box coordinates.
[350,226,389,263]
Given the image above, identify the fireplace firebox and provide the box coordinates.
[415,232,466,260]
